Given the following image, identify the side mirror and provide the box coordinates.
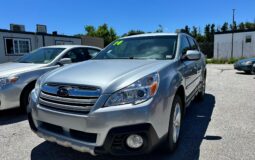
[182,50,201,60]
[57,58,72,66]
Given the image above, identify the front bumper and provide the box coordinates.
[234,63,252,71]
[28,90,171,156]
[0,85,22,110]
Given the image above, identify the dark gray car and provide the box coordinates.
[234,57,255,74]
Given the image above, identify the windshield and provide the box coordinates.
[94,36,177,60]
[16,48,65,64]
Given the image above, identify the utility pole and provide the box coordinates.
[231,9,235,59]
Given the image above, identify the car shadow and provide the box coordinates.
[235,71,252,75]
[31,94,217,160]
[0,108,27,125]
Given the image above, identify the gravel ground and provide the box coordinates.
[0,64,254,160]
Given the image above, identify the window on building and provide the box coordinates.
[245,35,252,43]
[5,38,31,55]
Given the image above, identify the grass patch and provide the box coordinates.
[206,57,246,64]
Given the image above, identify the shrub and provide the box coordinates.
[206,57,246,64]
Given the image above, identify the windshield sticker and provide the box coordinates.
[113,40,123,46]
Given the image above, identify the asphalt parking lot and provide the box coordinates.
[0,64,254,160]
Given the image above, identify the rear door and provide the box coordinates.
[187,37,202,88]
[180,36,198,97]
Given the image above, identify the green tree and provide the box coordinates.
[238,22,245,30]
[244,22,255,29]
[221,22,229,32]
[85,25,96,36]
[155,25,164,33]
[122,30,145,37]
[191,26,198,38]
[85,24,118,46]
[210,24,215,42]
[204,24,211,42]
[216,25,221,32]
[180,25,190,34]
[230,21,237,31]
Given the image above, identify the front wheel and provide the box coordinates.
[244,70,251,74]
[164,95,183,152]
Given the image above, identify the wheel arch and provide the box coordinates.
[20,80,37,107]
[175,85,186,114]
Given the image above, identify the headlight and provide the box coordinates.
[242,61,253,65]
[34,76,43,96]
[0,76,19,89]
[105,72,159,106]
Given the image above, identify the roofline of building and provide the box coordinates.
[0,29,81,39]
[215,29,255,35]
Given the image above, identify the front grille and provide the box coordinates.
[39,83,101,114]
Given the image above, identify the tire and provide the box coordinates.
[244,70,251,74]
[196,74,206,101]
[164,95,183,152]
[20,83,35,113]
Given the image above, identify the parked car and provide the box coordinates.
[28,33,206,156]
[234,57,255,74]
[0,45,101,111]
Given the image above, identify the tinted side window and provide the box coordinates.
[180,36,190,55]
[63,48,91,63]
[87,48,100,58]
[187,37,198,50]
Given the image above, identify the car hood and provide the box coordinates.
[0,62,46,77]
[238,58,255,64]
[43,60,172,94]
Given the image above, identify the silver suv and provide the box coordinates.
[28,33,206,156]
[0,45,101,111]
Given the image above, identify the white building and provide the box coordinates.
[214,30,255,59]
[0,24,83,63]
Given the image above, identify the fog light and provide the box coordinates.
[126,134,143,149]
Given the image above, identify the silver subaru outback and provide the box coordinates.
[28,33,206,156]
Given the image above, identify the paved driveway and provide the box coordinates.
[0,64,254,160]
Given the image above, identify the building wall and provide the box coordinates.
[81,36,104,48]
[0,31,81,63]
[44,36,81,46]
[214,31,255,59]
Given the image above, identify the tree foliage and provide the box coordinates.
[155,25,164,33]
[83,21,255,48]
[85,24,118,46]
[122,30,145,37]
